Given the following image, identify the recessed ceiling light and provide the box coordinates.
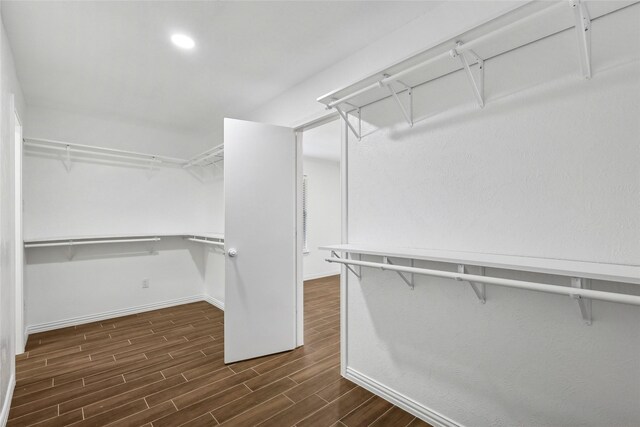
[171,34,195,50]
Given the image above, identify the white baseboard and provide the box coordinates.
[25,295,206,335]
[0,374,15,427]
[203,295,225,311]
[304,271,340,281]
[345,367,463,427]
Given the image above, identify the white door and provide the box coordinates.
[224,118,301,363]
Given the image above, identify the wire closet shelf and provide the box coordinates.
[323,245,640,326]
[317,0,636,140]
[23,137,224,172]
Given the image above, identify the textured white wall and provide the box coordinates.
[0,9,26,423]
[302,156,340,280]
[22,107,225,330]
[345,6,640,427]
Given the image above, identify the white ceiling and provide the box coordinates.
[1,1,438,139]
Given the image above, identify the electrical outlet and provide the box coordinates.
[142,279,149,289]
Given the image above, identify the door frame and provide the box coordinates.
[12,98,25,353]
[292,111,341,348]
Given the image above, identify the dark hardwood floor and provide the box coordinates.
[9,275,430,426]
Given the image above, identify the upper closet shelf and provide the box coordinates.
[321,244,640,286]
[317,0,637,139]
[24,137,187,169]
[23,137,223,174]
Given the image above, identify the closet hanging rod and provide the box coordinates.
[326,257,640,307]
[186,237,225,247]
[24,137,187,165]
[25,237,161,248]
[326,1,568,109]
[25,141,165,165]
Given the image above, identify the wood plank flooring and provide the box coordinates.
[9,275,431,427]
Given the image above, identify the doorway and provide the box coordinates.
[300,119,342,282]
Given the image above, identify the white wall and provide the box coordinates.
[302,156,340,280]
[25,238,209,327]
[0,8,26,425]
[246,2,640,426]
[26,105,213,159]
[22,106,225,331]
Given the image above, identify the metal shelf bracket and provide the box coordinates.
[571,277,592,325]
[332,250,361,279]
[67,241,75,261]
[381,77,413,127]
[147,156,158,178]
[148,237,158,255]
[333,104,361,141]
[382,256,414,290]
[451,42,485,108]
[457,264,486,303]
[571,0,592,79]
[63,145,72,172]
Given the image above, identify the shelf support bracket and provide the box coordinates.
[67,241,75,261]
[148,237,158,255]
[333,105,361,141]
[457,264,486,303]
[571,277,592,325]
[571,0,591,79]
[382,256,414,289]
[451,43,484,108]
[63,144,72,172]
[331,251,361,279]
[147,156,157,177]
[381,78,413,127]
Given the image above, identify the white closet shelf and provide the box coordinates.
[317,0,638,139]
[25,232,224,247]
[322,244,640,324]
[23,137,224,173]
[184,234,225,247]
[321,244,640,285]
[24,137,187,166]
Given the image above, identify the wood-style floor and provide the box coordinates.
[9,275,431,427]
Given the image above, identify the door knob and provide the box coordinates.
[228,248,238,257]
